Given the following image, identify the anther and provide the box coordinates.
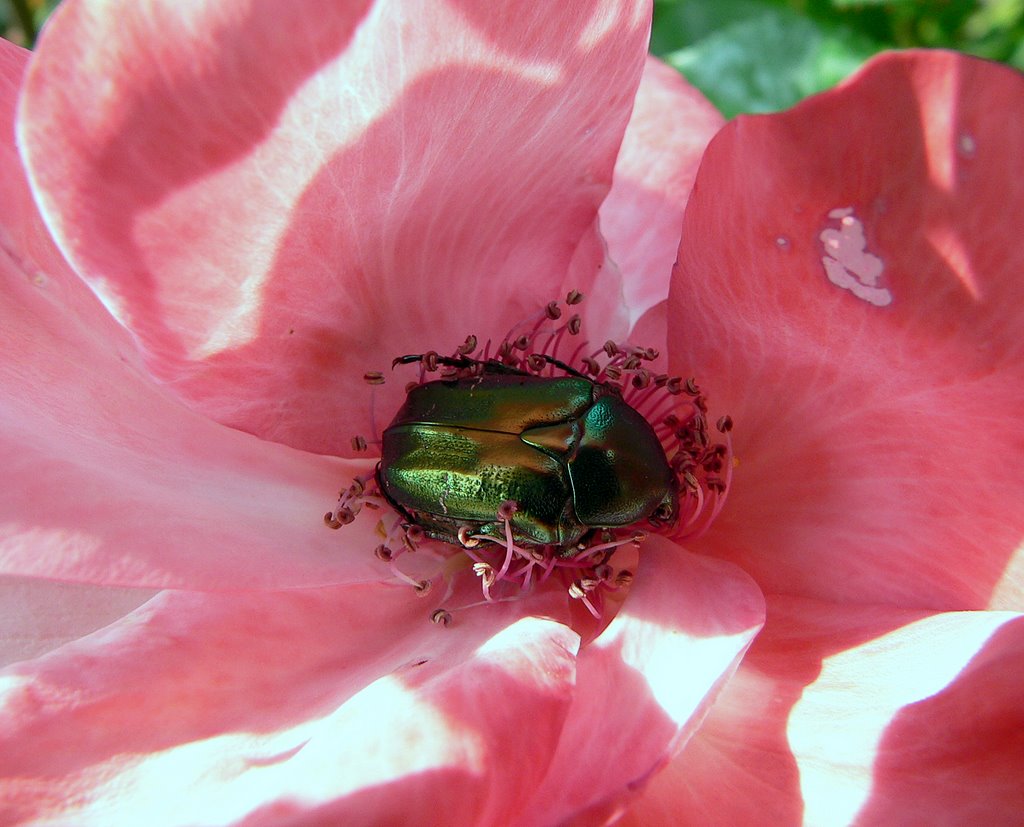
[631,370,650,389]
[616,570,634,587]
[431,609,453,627]
[605,365,622,381]
[374,544,394,562]
[643,347,659,361]
[716,415,733,433]
[363,371,385,385]
[513,335,530,351]
[457,525,481,548]
[566,289,584,305]
[665,377,683,394]
[684,378,700,396]
[603,340,619,357]
[497,500,519,520]
[324,512,343,529]
[473,562,496,587]
[582,356,600,375]
[526,354,546,372]
[545,301,562,320]
[567,315,582,335]
[351,435,368,452]
[422,351,439,372]
[414,579,433,596]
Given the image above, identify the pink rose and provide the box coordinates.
[1,2,1021,824]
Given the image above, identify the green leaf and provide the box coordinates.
[663,7,882,117]
[651,0,777,55]
[828,0,917,6]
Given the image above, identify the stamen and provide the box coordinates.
[473,562,496,600]
[389,557,426,589]
[431,609,453,627]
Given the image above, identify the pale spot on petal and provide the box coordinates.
[958,132,977,159]
[819,207,892,307]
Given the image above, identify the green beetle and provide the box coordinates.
[376,356,678,555]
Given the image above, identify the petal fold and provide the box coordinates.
[517,537,765,825]
[601,56,723,332]
[621,597,1024,826]
[0,584,579,825]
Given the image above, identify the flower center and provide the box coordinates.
[325,291,733,623]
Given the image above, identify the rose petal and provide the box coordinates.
[0,239,387,590]
[0,583,578,825]
[516,537,764,825]
[620,597,1024,825]
[0,576,154,668]
[21,0,652,455]
[1,37,385,591]
[670,51,1024,609]
[601,56,723,332]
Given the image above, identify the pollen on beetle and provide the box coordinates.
[325,288,734,622]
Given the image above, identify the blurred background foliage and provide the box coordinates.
[652,0,1023,115]
[2,0,1022,117]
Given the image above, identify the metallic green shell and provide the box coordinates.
[377,372,675,550]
